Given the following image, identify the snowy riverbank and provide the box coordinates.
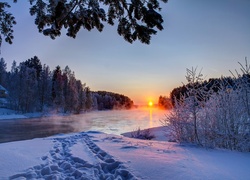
[0,108,28,120]
[0,128,250,179]
[0,108,77,120]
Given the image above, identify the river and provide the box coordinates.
[0,107,168,143]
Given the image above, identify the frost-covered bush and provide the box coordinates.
[162,67,207,145]
[130,128,155,140]
[163,96,195,143]
[163,60,250,152]
[201,83,250,151]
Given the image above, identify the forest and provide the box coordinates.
[162,61,250,152]
[0,56,134,113]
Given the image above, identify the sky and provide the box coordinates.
[1,0,250,105]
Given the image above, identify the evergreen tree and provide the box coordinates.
[67,72,78,112]
[62,66,70,112]
[0,2,16,47]
[7,60,19,110]
[91,94,98,110]
[52,66,64,111]
[75,80,85,113]
[0,0,167,47]
[23,56,42,80]
[2,57,134,114]
[39,64,52,111]
[85,86,93,110]
[0,58,7,86]
[18,64,38,112]
[10,60,17,73]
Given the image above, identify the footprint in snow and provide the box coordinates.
[9,133,137,180]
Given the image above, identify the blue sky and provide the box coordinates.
[1,0,250,104]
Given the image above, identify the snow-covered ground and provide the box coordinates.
[0,108,28,119]
[0,108,70,120]
[0,128,249,179]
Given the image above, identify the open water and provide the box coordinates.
[0,107,167,143]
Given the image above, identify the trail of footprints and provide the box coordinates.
[10,133,137,180]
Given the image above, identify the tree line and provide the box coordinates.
[169,76,236,106]
[0,56,134,113]
[162,61,250,152]
[157,96,172,109]
[92,91,134,110]
[158,73,237,110]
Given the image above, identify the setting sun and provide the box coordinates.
[148,101,154,107]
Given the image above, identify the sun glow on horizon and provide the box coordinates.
[148,101,154,107]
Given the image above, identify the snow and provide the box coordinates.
[0,108,78,120]
[0,114,28,119]
[0,128,250,179]
[0,138,52,179]
[0,108,31,120]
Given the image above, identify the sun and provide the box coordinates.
[148,101,153,107]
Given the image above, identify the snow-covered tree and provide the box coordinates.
[75,80,85,113]
[3,56,134,114]
[162,94,194,143]
[20,65,38,112]
[52,66,64,112]
[91,93,98,110]
[164,61,250,152]
[22,56,42,79]
[85,86,93,110]
[38,64,52,111]
[0,58,7,86]
[62,66,70,112]
[182,67,206,145]
[67,72,78,112]
[7,60,19,110]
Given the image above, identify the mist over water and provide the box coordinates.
[0,108,168,143]
[72,107,167,135]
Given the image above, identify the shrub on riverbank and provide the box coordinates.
[163,60,250,152]
[130,128,155,140]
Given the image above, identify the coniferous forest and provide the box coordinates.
[0,56,134,113]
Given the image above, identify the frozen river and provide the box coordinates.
[0,108,167,143]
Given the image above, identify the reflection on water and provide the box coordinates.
[149,108,153,128]
[0,107,168,143]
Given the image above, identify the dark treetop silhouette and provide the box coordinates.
[0,0,168,47]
